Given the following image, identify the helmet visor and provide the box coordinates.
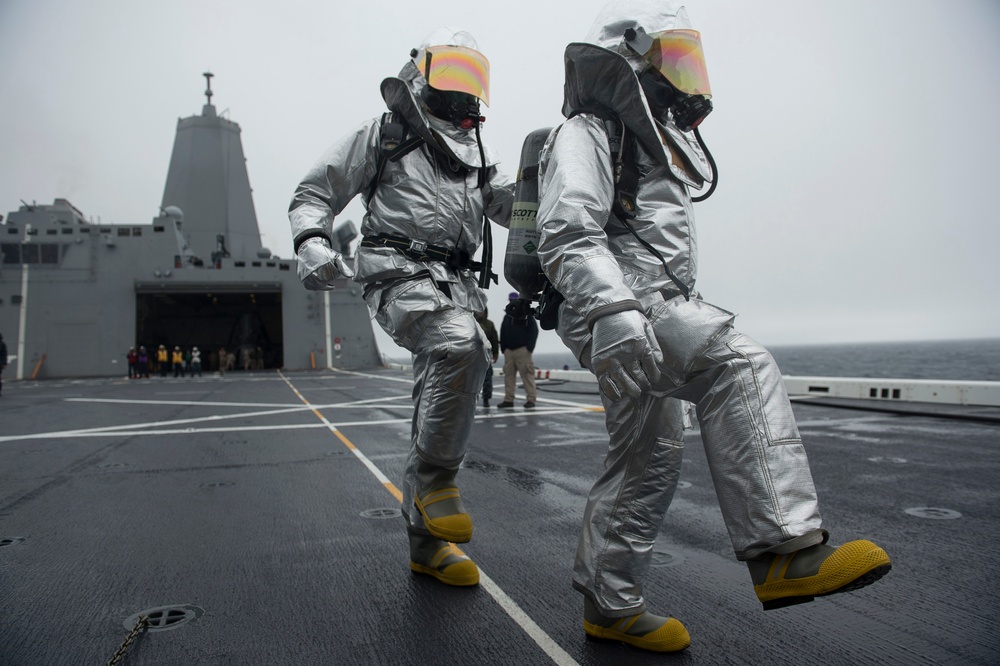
[645,29,711,97]
[421,45,490,106]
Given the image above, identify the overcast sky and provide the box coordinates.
[1,0,998,359]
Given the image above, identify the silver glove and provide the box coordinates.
[296,237,355,290]
[590,309,662,401]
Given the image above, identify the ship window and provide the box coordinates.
[279,263,290,271]
[41,244,59,264]
[117,227,130,236]
[12,295,22,304]
[26,228,37,235]
[154,225,165,232]
[869,388,877,397]
[252,261,261,267]
[1,243,19,264]
[234,261,246,267]
[880,388,889,398]
[46,229,57,235]
[80,227,91,233]
[7,227,17,234]
[132,227,143,236]
[61,227,74,234]
[266,261,276,267]
[20,244,39,264]
[892,388,901,399]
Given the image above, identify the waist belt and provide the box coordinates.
[361,233,481,272]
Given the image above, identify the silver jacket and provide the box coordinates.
[537,39,713,329]
[289,60,515,316]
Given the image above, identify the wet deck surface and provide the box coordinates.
[1,367,998,665]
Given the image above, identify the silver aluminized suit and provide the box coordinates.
[536,3,826,617]
[289,58,514,535]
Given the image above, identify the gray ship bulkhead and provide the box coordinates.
[0,76,380,379]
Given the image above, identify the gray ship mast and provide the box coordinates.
[159,73,266,264]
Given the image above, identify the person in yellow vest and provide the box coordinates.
[171,346,185,378]
[156,344,169,377]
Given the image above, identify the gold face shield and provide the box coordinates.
[628,28,711,98]
[418,44,490,106]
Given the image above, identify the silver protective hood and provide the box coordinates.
[381,64,499,172]
[562,1,712,186]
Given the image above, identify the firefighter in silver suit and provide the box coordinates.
[536,1,891,651]
[289,27,514,587]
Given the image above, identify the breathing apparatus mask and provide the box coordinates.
[624,27,712,132]
[624,24,718,201]
[412,44,489,130]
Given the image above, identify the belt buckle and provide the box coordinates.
[408,239,428,255]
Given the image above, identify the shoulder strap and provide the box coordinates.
[366,112,425,203]
[566,109,690,300]
[566,109,639,220]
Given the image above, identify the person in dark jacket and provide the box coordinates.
[498,292,538,408]
[475,309,499,407]
[126,346,138,379]
[0,332,7,396]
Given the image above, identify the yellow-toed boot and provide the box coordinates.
[414,462,473,543]
[583,598,690,653]
[749,539,891,610]
[408,531,479,587]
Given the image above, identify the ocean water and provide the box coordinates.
[531,337,1000,382]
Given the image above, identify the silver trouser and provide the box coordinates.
[373,275,490,533]
[558,294,825,616]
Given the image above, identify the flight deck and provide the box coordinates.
[1,367,997,665]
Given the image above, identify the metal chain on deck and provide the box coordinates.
[106,614,148,666]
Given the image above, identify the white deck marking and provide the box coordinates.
[1,399,594,443]
[327,367,602,411]
[279,370,580,666]
[65,394,414,408]
[478,572,580,666]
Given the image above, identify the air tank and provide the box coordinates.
[503,127,553,300]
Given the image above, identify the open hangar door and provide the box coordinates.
[135,282,283,371]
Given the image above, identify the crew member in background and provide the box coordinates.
[171,346,185,378]
[136,346,150,379]
[288,27,514,587]
[498,292,538,409]
[126,346,138,379]
[0,332,7,396]
[475,309,500,408]
[535,1,891,652]
[156,344,169,378]
[191,346,202,377]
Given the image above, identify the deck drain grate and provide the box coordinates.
[904,507,961,520]
[360,507,401,520]
[0,537,26,548]
[650,548,685,568]
[124,604,203,633]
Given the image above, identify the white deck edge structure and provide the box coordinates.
[381,361,1000,408]
[780,376,1000,407]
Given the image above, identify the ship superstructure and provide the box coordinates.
[0,74,379,379]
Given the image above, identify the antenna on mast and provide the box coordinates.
[203,71,214,106]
